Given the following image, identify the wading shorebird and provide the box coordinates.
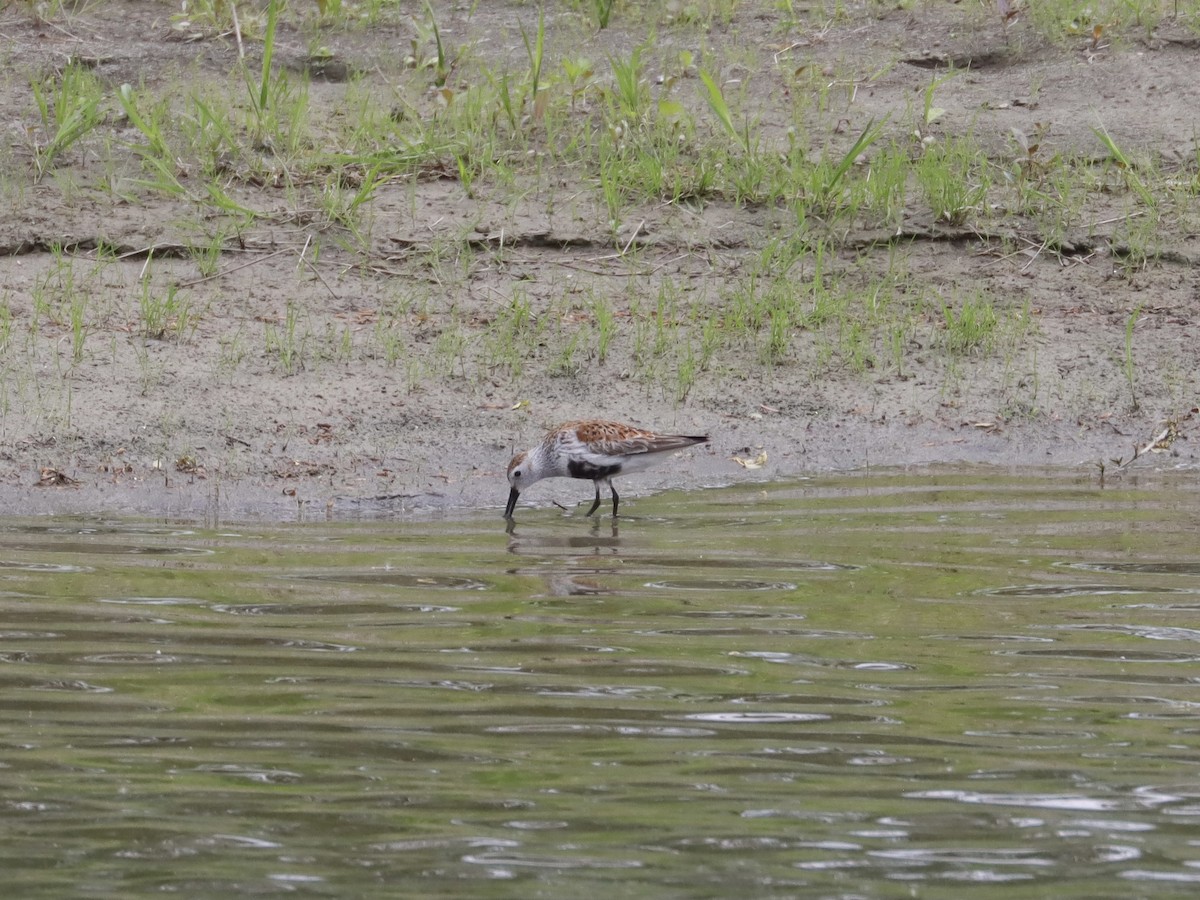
[504,419,710,518]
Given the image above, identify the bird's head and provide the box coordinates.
[504,451,529,518]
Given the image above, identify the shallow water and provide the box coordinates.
[2,469,1200,898]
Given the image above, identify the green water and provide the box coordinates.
[2,470,1199,898]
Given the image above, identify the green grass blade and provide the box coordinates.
[425,1,448,86]
[1093,123,1156,209]
[829,116,884,188]
[698,69,740,148]
[259,0,280,112]
[520,7,545,112]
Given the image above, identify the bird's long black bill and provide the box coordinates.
[504,486,520,519]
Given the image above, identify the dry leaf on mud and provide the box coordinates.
[731,451,768,469]
[175,455,206,477]
[37,467,79,487]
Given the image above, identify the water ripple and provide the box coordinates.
[82,653,203,664]
[868,847,1057,866]
[980,584,1189,598]
[1000,648,1200,663]
[645,579,797,592]
[3,541,211,556]
[1057,624,1200,642]
[461,852,643,870]
[1120,870,1200,884]
[189,764,302,784]
[676,610,806,620]
[0,560,93,573]
[1067,562,1200,576]
[905,790,1122,811]
[98,596,206,606]
[301,572,489,590]
[685,711,833,724]
[31,680,113,692]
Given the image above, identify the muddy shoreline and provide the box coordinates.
[1,3,1197,523]
[4,410,1188,523]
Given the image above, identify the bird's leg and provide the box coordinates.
[585,480,602,516]
[610,480,620,517]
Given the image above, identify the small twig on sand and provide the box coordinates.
[230,0,245,59]
[177,247,292,288]
[298,235,340,302]
[620,220,644,256]
[1114,424,1176,471]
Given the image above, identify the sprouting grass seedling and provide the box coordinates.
[592,0,616,28]
[805,117,885,217]
[118,84,189,198]
[117,84,169,160]
[406,2,455,87]
[674,340,698,402]
[941,290,998,355]
[320,163,386,233]
[481,291,539,380]
[431,319,468,378]
[1123,302,1142,410]
[917,71,957,139]
[67,291,88,365]
[610,44,648,119]
[187,226,230,279]
[29,62,103,181]
[1094,122,1156,209]
[373,317,405,368]
[184,93,242,177]
[765,305,791,363]
[173,0,243,31]
[255,0,280,116]
[139,264,193,342]
[598,137,626,232]
[520,7,546,121]
[240,0,313,157]
[550,325,586,377]
[917,134,990,225]
[265,302,305,374]
[0,295,12,355]
[591,294,616,364]
[699,68,751,155]
[863,139,909,230]
[426,1,452,87]
[562,57,594,110]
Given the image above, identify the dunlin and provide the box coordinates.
[504,419,709,518]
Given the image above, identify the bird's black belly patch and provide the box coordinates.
[568,459,622,480]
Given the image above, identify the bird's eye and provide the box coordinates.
[513,469,522,478]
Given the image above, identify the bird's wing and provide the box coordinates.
[557,421,707,464]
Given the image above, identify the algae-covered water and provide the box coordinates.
[2,470,1199,898]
